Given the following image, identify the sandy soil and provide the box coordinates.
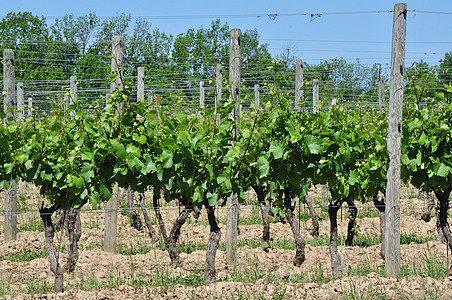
[1,186,451,299]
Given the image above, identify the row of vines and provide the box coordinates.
[1,65,452,292]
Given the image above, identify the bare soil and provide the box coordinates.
[1,186,452,299]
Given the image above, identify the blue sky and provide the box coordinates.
[2,0,452,67]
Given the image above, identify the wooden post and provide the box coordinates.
[378,69,385,113]
[16,82,25,196]
[200,81,205,109]
[27,97,33,118]
[137,67,145,102]
[254,84,260,107]
[63,95,69,112]
[110,35,124,92]
[215,64,222,125]
[295,59,303,110]
[313,79,319,113]
[230,29,241,138]
[70,75,77,118]
[3,50,15,119]
[17,82,24,121]
[3,49,17,241]
[385,2,407,278]
[104,35,124,253]
[104,184,119,253]
[226,29,241,265]
[147,90,153,106]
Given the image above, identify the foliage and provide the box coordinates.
[401,100,452,191]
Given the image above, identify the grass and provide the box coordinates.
[179,241,207,254]
[69,262,204,294]
[401,246,448,279]
[264,260,333,286]
[352,233,381,247]
[341,279,389,300]
[0,246,47,262]
[0,275,14,297]
[117,241,155,255]
[306,234,330,247]
[400,232,435,244]
[238,206,264,226]
[17,216,45,232]
[85,213,101,229]
[24,278,53,295]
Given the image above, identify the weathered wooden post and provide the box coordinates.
[226,29,241,265]
[385,2,407,278]
[104,35,124,253]
[215,64,222,125]
[147,90,153,106]
[3,49,17,241]
[295,59,303,110]
[313,79,319,113]
[254,84,260,107]
[17,82,24,121]
[17,83,25,193]
[137,67,145,102]
[70,75,77,118]
[27,97,33,118]
[200,81,205,109]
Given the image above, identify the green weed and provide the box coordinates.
[400,232,434,245]
[24,278,53,295]
[341,279,388,300]
[117,241,154,255]
[352,233,381,247]
[0,246,46,262]
[17,216,45,232]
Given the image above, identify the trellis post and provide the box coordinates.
[295,59,303,110]
[3,49,17,241]
[70,75,77,118]
[137,67,145,102]
[200,81,205,109]
[226,28,241,265]
[104,35,124,253]
[385,2,407,278]
[313,79,319,113]
[254,84,260,107]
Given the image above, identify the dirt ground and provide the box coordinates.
[1,186,452,299]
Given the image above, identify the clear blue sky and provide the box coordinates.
[2,0,452,67]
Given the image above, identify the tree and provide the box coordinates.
[439,51,452,84]
[0,12,52,82]
[405,60,441,103]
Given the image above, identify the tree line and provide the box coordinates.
[1,11,452,109]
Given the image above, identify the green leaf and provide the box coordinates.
[257,156,269,178]
[207,192,218,206]
[81,164,93,182]
[162,150,173,169]
[73,176,84,189]
[111,139,126,159]
[305,135,323,154]
[348,170,358,186]
[132,133,147,144]
[217,173,227,184]
[436,163,450,177]
[141,156,156,175]
[99,184,112,200]
[269,141,283,159]
[25,160,33,170]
